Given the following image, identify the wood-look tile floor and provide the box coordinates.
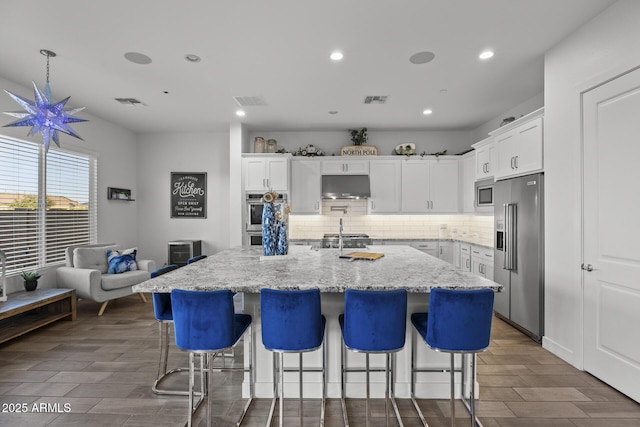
[1,294,639,426]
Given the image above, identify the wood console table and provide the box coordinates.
[0,288,76,344]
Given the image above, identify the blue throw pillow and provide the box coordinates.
[106,248,138,274]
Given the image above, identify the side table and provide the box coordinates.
[0,288,76,344]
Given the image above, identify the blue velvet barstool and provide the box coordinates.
[410,288,494,427]
[339,288,407,427]
[149,264,188,396]
[172,288,254,427]
[261,288,326,427]
[187,254,207,264]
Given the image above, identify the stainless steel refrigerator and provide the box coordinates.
[494,173,544,342]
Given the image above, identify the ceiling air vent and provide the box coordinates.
[364,95,388,104]
[233,96,268,107]
[114,98,147,107]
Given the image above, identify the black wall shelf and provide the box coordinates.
[107,187,134,201]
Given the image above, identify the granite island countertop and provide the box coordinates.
[133,245,501,294]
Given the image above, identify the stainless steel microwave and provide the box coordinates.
[475,179,494,208]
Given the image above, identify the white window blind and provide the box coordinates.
[0,135,97,274]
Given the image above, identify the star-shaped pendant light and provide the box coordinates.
[3,49,88,152]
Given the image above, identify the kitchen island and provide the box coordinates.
[134,245,501,399]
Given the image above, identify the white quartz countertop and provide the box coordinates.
[133,245,501,294]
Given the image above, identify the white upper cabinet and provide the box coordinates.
[492,108,544,180]
[460,151,476,213]
[401,158,459,213]
[243,155,289,192]
[472,137,496,180]
[401,160,430,212]
[321,159,369,175]
[369,160,401,213]
[429,159,459,212]
[290,159,321,214]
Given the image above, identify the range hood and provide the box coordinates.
[321,175,371,199]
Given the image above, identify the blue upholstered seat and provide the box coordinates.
[339,288,407,427]
[410,287,494,427]
[187,254,207,264]
[260,288,326,426]
[171,289,253,427]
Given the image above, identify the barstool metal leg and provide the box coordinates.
[187,352,195,427]
[340,340,349,427]
[153,321,193,396]
[207,352,214,427]
[266,351,277,427]
[279,353,284,427]
[384,353,390,427]
[390,353,404,427]
[299,352,303,426]
[410,327,428,426]
[365,353,370,427]
[450,353,455,427]
[321,340,326,427]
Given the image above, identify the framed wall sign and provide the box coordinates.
[170,172,207,218]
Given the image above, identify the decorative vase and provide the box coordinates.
[262,202,276,256]
[24,280,38,292]
[276,221,288,255]
[254,136,266,153]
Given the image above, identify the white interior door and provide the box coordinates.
[583,67,640,403]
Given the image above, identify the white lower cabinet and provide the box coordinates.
[437,241,453,264]
[452,241,461,268]
[460,244,472,271]
[471,246,494,281]
[411,241,437,257]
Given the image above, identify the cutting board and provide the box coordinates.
[339,251,385,261]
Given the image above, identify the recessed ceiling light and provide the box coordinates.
[330,51,343,61]
[479,50,494,60]
[124,52,152,65]
[235,110,245,117]
[423,109,433,115]
[184,54,201,63]
[409,51,435,65]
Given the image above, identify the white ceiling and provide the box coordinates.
[0,0,617,135]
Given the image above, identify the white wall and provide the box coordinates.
[247,130,475,156]
[136,131,230,267]
[543,0,640,367]
[0,76,138,292]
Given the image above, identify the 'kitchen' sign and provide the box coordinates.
[171,172,207,218]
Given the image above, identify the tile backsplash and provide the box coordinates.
[289,199,494,246]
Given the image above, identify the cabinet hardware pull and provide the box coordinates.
[515,156,519,169]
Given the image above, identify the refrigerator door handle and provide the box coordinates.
[503,203,509,269]
[505,203,517,270]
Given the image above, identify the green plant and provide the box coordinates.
[21,270,41,281]
[348,127,368,145]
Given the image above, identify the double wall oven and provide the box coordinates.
[245,193,288,246]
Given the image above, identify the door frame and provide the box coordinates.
[579,64,640,371]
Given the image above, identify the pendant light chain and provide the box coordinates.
[39,49,56,84]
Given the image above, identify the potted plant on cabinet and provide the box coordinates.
[21,270,40,292]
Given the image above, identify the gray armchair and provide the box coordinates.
[56,243,156,315]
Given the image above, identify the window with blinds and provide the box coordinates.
[0,135,97,274]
